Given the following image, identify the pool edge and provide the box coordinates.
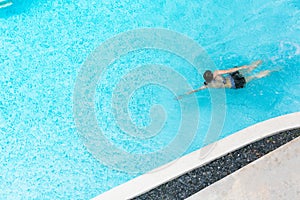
[93,112,300,200]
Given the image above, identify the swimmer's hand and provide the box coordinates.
[175,85,207,100]
[175,92,192,100]
[188,85,208,94]
[175,95,185,100]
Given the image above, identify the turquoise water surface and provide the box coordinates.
[1,0,300,199]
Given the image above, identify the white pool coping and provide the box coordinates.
[186,136,300,200]
[93,112,300,200]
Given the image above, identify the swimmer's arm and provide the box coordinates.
[187,85,208,95]
[176,85,207,100]
[214,66,247,76]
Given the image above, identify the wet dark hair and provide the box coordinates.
[203,70,213,83]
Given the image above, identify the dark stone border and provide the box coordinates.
[132,128,300,200]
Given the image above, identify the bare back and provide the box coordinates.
[207,75,228,88]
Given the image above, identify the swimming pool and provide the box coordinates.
[1,0,299,199]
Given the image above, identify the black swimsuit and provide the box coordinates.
[228,71,246,89]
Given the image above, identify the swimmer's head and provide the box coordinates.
[203,70,213,83]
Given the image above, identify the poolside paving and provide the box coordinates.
[187,136,300,200]
[96,113,300,200]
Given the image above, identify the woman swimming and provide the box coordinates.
[185,60,274,96]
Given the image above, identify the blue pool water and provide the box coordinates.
[1,0,300,199]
